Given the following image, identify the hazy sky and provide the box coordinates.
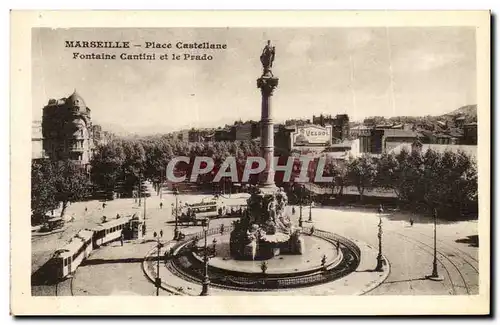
[32,27,476,134]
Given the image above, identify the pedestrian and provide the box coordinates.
[102,202,106,209]
[160,229,163,237]
[220,223,225,236]
[378,204,384,215]
[292,207,296,215]
[154,231,157,238]
[160,202,163,209]
[120,233,124,246]
[142,223,146,236]
[410,218,414,227]
[85,206,88,213]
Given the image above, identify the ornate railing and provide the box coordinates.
[165,226,361,291]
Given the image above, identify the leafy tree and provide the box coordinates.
[346,154,378,201]
[53,160,91,219]
[31,160,58,224]
[90,141,125,193]
[121,139,146,193]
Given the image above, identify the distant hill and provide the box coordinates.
[444,104,477,118]
[97,122,133,137]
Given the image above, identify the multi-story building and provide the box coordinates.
[454,115,466,128]
[188,129,215,142]
[350,125,372,153]
[31,120,45,160]
[312,114,350,143]
[42,90,94,167]
[463,123,478,145]
[214,126,235,142]
[370,129,385,154]
[331,114,350,142]
[188,129,203,142]
[382,129,421,152]
[174,130,190,141]
[234,122,254,141]
[274,124,295,155]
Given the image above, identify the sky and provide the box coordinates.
[32,27,476,134]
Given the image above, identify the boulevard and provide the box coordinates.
[31,186,478,296]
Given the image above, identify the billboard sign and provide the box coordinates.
[291,125,332,147]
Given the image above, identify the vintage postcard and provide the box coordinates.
[11,10,490,315]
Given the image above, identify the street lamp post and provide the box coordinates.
[308,192,312,222]
[200,218,211,296]
[299,185,303,221]
[173,187,179,240]
[427,208,443,281]
[144,189,147,228]
[138,174,142,207]
[374,215,384,272]
[153,232,163,296]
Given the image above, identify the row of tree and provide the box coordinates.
[31,159,91,225]
[90,136,261,195]
[317,148,478,217]
[32,134,478,224]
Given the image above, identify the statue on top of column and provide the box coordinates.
[260,40,275,77]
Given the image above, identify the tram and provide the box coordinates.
[51,229,93,279]
[91,216,132,249]
[50,216,134,280]
[184,199,226,219]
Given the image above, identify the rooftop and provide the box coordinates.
[383,129,421,138]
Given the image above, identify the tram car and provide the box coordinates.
[91,216,132,249]
[181,199,227,220]
[51,229,94,279]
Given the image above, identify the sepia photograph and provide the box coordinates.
[10,10,490,315]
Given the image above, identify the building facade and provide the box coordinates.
[463,123,478,145]
[214,126,236,142]
[382,129,421,152]
[32,120,45,160]
[350,125,372,153]
[289,124,333,152]
[42,90,94,167]
[235,122,253,141]
[312,114,350,143]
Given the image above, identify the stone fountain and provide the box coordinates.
[229,41,304,260]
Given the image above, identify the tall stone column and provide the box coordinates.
[257,75,279,188]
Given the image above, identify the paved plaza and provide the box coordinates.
[31,190,479,296]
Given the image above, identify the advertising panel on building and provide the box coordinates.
[291,124,332,148]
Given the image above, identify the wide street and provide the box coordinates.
[31,187,479,296]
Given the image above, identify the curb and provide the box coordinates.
[31,226,70,237]
[357,254,391,295]
[142,241,192,296]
